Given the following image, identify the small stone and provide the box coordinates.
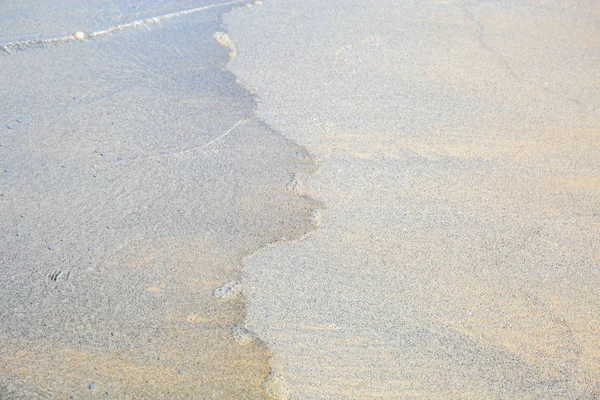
[178,369,186,375]
[15,116,30,123]
[110,331,118,336]
[213,281,242,300]
[88,383,97,390]
[4,168,13,173]
[213,32,237,59]
[286,173,303,193]
[48,245,59,251]
[311,209,323,227]
[7,124,18,130]
[87,246,97,251]
[254,0,263,4]
[74,32,86,40]
[232,325,257,345]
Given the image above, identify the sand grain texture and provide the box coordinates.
[224,0,600,398]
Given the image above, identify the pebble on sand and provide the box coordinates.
[48,245,59,251]
[74,32,86,40]
[213,281,242,300]
[15,116,30,123]
[231,325,257,345]
[213,32,237,59]
[311,209,323,227]
[88,383,97,390]
[7,124,18,130]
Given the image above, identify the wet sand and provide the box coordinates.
[225,0,600,398]
[0,1,317,398]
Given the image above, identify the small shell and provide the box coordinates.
[73,32,86,40]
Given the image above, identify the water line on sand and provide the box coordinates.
[0,0,252,53]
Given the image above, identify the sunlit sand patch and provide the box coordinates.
[306,324,343,331]
[0,329,273,399]
[145,281,166,294]
[127,251,160,269]
[186,314,215,324]
[317,123,600,166]
[428,275,600,384]
[186,277,225,296]
[560,176,600,191]
[1,347,175,396]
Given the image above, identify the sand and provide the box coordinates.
[224,0,600,398]
[0,1,315,398]
[2,0,600,398]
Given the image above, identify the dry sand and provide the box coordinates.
[224,0,600,398]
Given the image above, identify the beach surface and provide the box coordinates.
[224,0,600,398]
[0,1,318,398]
[1,0,600,399]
